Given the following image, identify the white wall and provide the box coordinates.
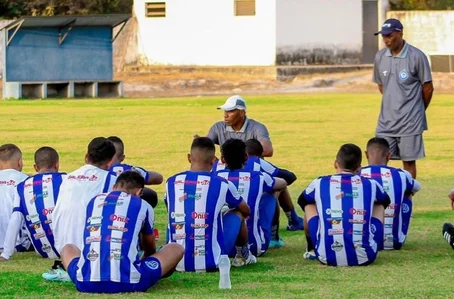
[276,0,363,64]
[135,0,276,66]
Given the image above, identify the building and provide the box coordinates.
[134,0,382,66]
[1,15,130,99]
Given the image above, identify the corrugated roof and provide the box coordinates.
[1,14,130,30]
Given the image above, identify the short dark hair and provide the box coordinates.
[336,143,362,172]
[107,136,124,157]
[34,147,59,169]
[367,137,390,154]
[87,137,116,165]
[221,139,247,171]
[0,144,22,162]
[191,137,215,165]
[115,171,145,193]
[245,139,263,157]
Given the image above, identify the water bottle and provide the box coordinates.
[218,254,231,289]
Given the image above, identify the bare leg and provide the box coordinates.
[61,244,81,271]
[150,243,184,277]
[278,188,294,212]
[403,160,416,179]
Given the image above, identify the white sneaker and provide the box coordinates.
[231,253,257,267]
[303,251,317,261]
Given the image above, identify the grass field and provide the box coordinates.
[1,94,454,298]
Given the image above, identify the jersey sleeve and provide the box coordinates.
[259,159,278,176]
[417,51,433,84]
[142,203,155,236]
[133,166,150,182]
[207,123,220,145]
[403,170,421,194]
[254,122,271,142]
[225,181,242,209]
[297,178,318,210]
[262,173,275,193]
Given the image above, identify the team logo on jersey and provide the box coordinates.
[331,241,344,252]
[171,212,186,219]
[41,244,52,253]
[371,224,377,234]
[325,209,343,215]
[86,225,101,232]
[110,214,129,223]
[87,249,99,261]
[172,222,185,230]
[192,212,209,219]
[328,217,342,225]
[383,70,388,77]
[145,260,159,270]
[349,208,367,216]
[399,70,409,81]
[30,223,41,230]
[402,203,410,213]
[42,208,54,216]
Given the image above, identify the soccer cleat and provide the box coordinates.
[42,267,71,282]
[442,223,454,250]
[286,216,304,231]
[231,253,257,267]
[303,251,317,261]
[269,238,285,249]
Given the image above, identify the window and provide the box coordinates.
[146,2,166,18]
[235,0,255,16]
[430,55,454,73]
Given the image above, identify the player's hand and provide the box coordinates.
[0,257,8,261]
[193,134,201,139]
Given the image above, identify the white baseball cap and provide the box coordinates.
[217,95,247,111]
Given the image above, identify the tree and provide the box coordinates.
[390,0,454,10]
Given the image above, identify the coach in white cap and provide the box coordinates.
[373,18,434,179]
[195,95,273,157]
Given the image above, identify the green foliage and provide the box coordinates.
[0,0,133,19]
[390,0,454,10]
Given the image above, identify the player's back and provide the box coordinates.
[211,159,226,172]
[360,165,417,249]
[311,173,384,266]
[110,163,149,181]
[15,172,66,258]
[165,171,232,272]
[0,169,28,249]
[52,164,117,252]
[76,191,154,283]
[216,169,273,255]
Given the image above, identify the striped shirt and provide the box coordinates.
[302,173,388,266]
[110,163,149,182]
[165,171,242,272]
[1,172,65,259]
[52,165,117,252]
[360,165,421,249]
[76,191,154,283]
[211,157,278,177]
[216,169,274,255]
[0,169,28,251]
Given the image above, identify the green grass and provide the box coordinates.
[1,94,454,298]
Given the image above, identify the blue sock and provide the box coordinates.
[290,209,299,223]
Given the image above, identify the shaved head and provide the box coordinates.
[367,137,390,157]
[190,137,215,166]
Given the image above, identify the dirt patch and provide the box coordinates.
[116,69,454,98]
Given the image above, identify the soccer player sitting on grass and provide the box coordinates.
[0,144,31,254]
[298,144,390,266]
[1,147,66,261]
[107,136,164,208]
[48,137,117,281]
[165,137,252,272]
[360,137,421,250]
[442,191,454,249]
[216,139,287,260]
[61,171,184,294]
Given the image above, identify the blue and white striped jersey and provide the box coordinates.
[302,173,388,266]
[216,169,274,255]
[3,172,66,259]
[360,165,420,249]
[110,163,149,182]
[76,191,154,283]
[165,171,242,272]
[211,157,278,178]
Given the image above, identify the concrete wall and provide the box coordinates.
[134,0,276,66]
[387,11,454,56]
[276,0,363,65]
[6,27,113,82]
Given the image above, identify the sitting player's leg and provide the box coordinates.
[398,197,413,250]
[224,210,256,267]
[258,193,277,255]
[278,188,304,231]
[141,187,158,208]
[148,243,184,278]
[371,203,385,251]
[269,199,284,248]
[302,204,319,260]
[442,223,454,250]
[60,244,82,283]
